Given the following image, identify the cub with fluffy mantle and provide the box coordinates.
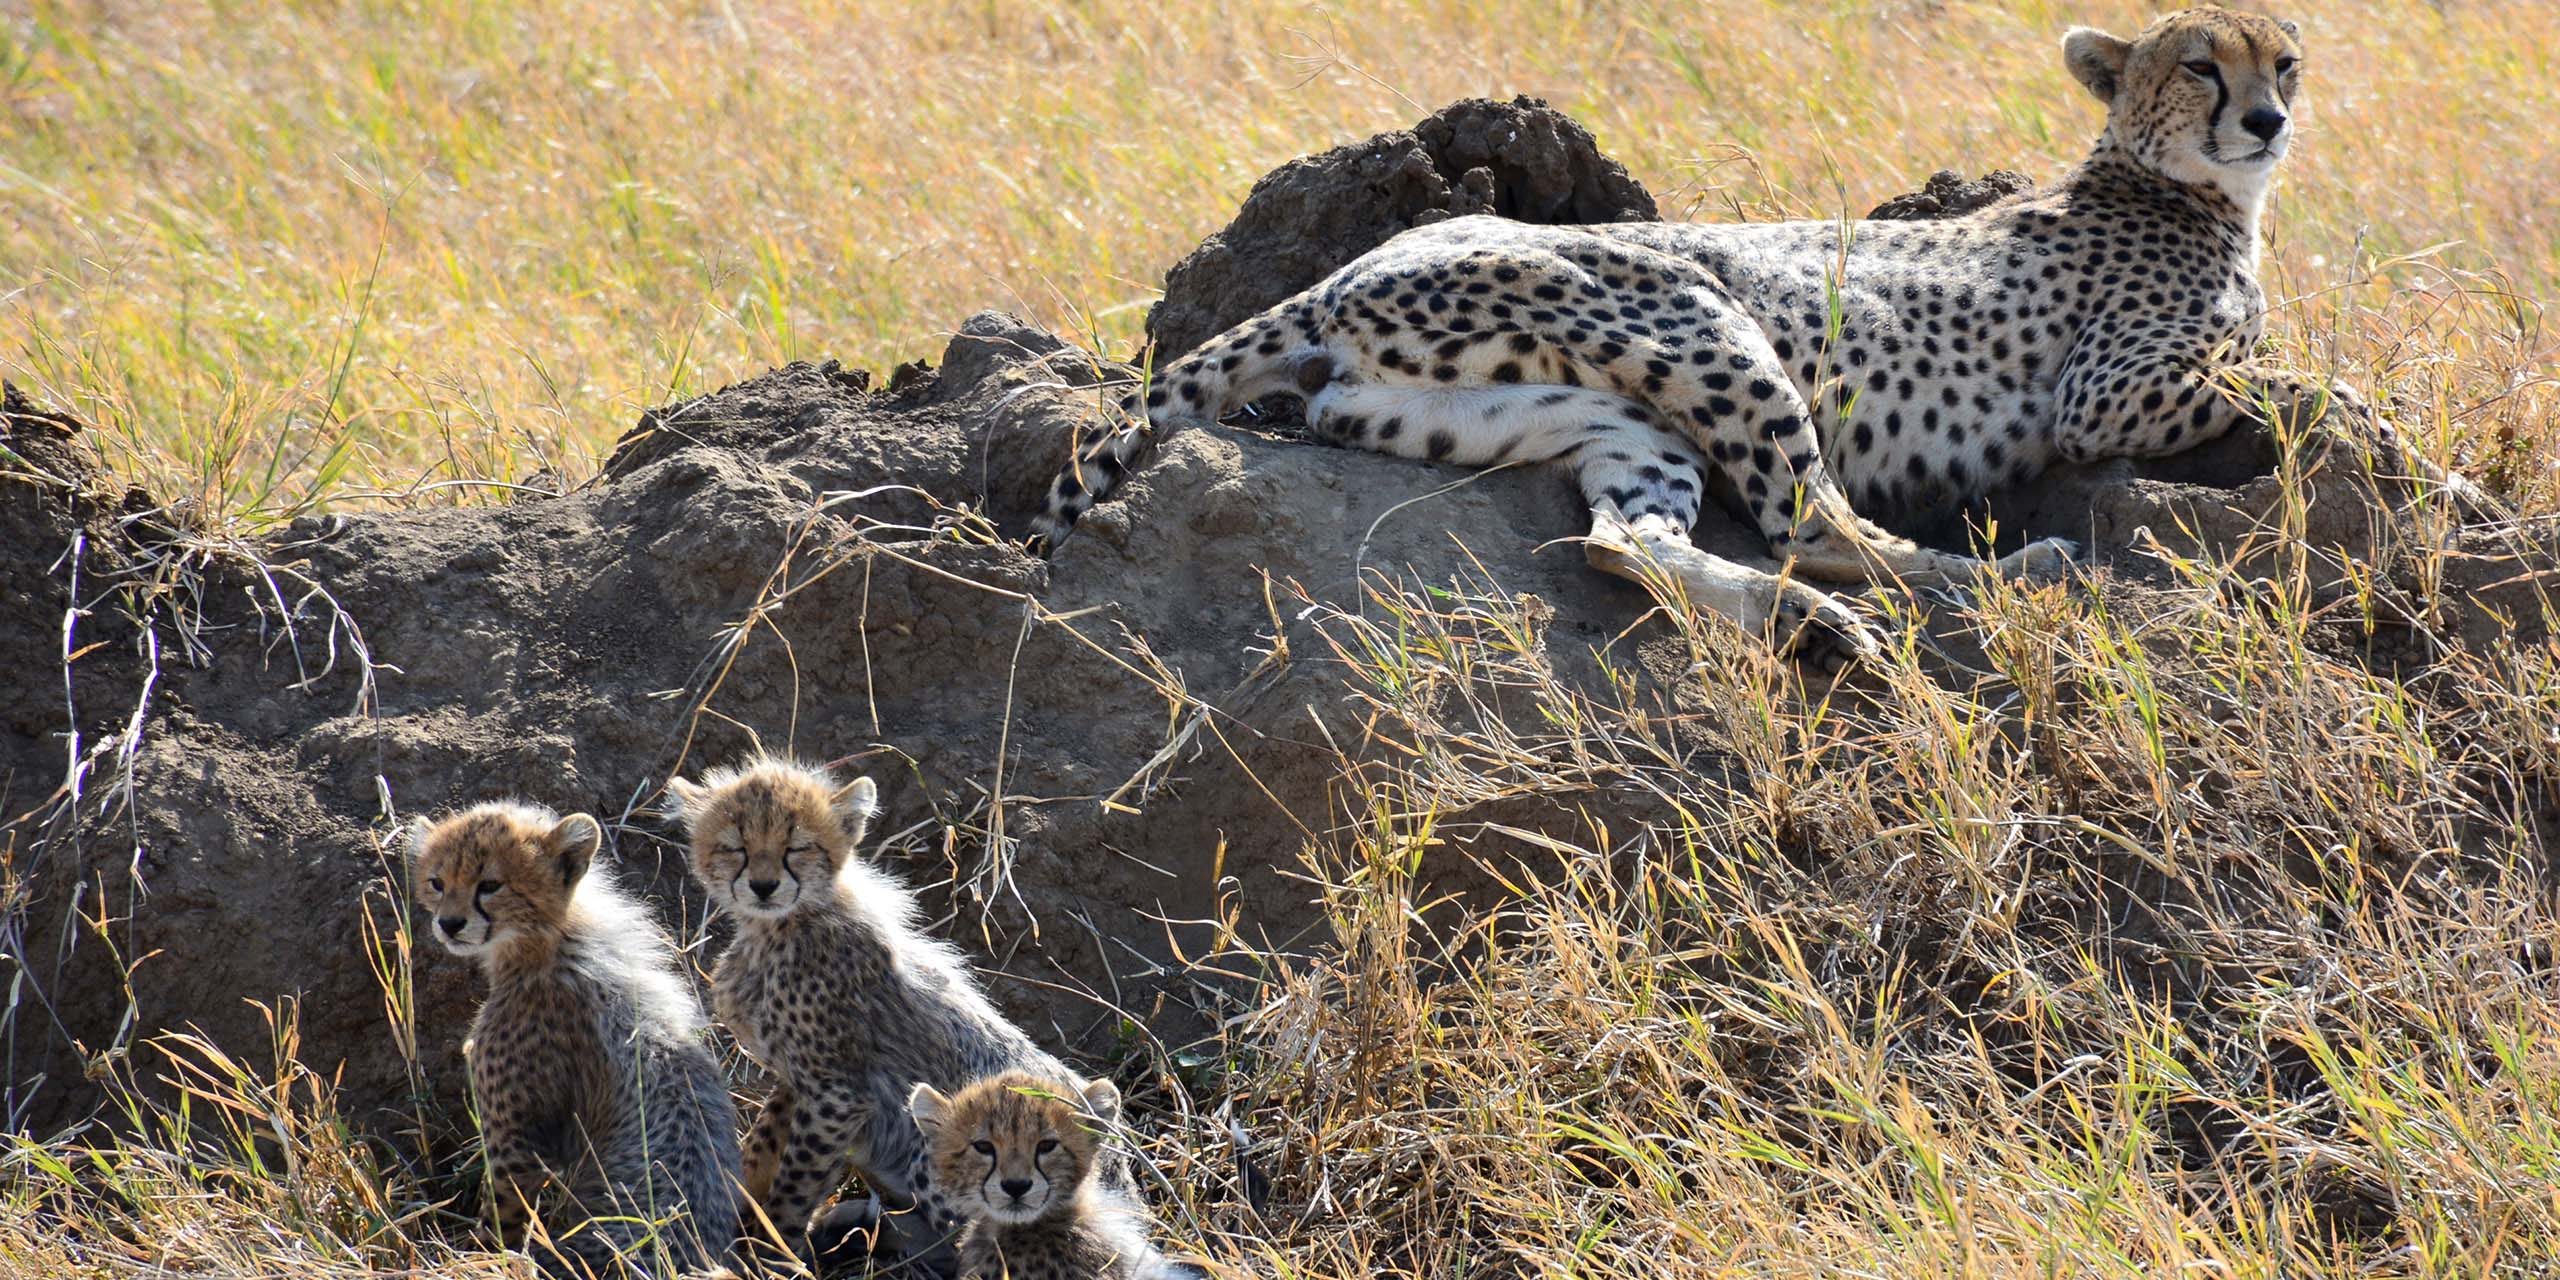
[664,756,1122,1266]
[407,801,742,1277]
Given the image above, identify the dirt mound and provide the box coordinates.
[1866,168,2036,220]
[0,310,1678,1137]
[1145,95,1659,361]
[1,384,131,798]
[2,116,2542,1146]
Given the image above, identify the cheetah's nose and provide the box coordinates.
[2240,107,2287,142]
[436,915,467,938]
[1000,1178,1033,1198]
[749,879,780,900]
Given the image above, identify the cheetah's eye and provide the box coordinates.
[426,877,444,893]
[476,879,503,895]
[1035,1138,1058,1155]
[2182,59,2219,79]
[2274,56,2298,74]
[972,1140,997,1156]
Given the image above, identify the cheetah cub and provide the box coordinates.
[665,757,1114,1265]
[910,1073,1204,1280]
[407,802,742,1277]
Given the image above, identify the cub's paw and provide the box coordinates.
[805,1196,885,1269]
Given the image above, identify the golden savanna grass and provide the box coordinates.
[7,1,2560,1278]
[3,0,2556,520]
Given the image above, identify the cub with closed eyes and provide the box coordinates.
[663,755,1129,1271]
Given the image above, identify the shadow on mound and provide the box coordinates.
[0,99,2548,1155]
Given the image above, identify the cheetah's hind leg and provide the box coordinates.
[1305,379,1885,667]
[1586,507,1883,670]
[805,1195,887,1272]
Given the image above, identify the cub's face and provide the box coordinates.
[665,759,877,920]
[404,804,600,958]
[2066,9,2303,195]
[910,1073,1119,1226]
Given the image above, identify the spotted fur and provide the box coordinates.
[407,802,741,1277]
[663,757,1121,1270]
[910,1073,1203,1280]
[1032,8,2467,667]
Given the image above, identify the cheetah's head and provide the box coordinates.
[663,756,878,921]
[401,802,601,960]
[910,1071,1118,1227]
[2065,7,2302,204]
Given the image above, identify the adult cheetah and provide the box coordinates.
[1032,8,2440,664]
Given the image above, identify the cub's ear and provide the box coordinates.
[661,776,709,826]
[832,775,880,837]
[1079,1078,1122,1125]
[908,1082,950,1132]
[547,813,604,886]
[394,815,435,865]
[2277,18,2300,41]
[2062,26,2130,103]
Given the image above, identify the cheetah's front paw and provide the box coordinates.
[1770,582,1886,672]
[2438,470,2504,526]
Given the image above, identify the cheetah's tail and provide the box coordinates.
[1026,296,1333,553]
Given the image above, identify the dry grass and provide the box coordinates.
[7,1,2560,1278]
[1178,555,2560,1277]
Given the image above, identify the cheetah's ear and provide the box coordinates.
[1079,1079,1122,1125]
[661,776,709,827]
[546,813,604,887]
[2277,18,2300,42]
[831,776,880,838]
[393,816,434,864]
[908,1082,950,1133]
[2062,27,2130,104]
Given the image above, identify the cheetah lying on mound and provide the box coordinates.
[1033,7,2471,664]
